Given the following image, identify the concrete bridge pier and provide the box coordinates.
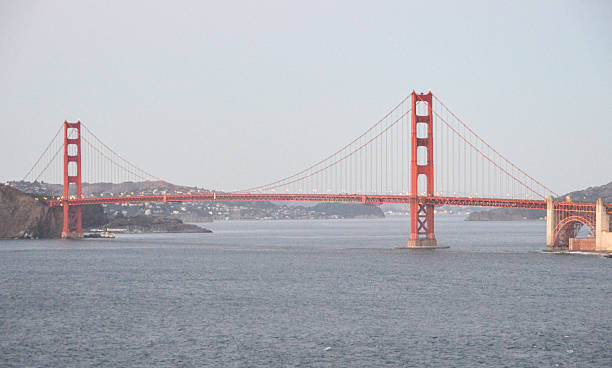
[546,196,555,249]
[596,198,611,251]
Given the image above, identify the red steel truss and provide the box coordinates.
[48,193,550,209]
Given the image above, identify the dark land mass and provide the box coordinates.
[309,203,384,218]
[0,185,63,238]
[466,207,546,221]
[105,214,211,233]
[467,181,612,221]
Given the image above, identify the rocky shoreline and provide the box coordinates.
[0,185,62,239]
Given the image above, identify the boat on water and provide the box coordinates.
[84,232,116,239]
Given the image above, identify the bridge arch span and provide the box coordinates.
[552,215,595,248]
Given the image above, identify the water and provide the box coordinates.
[0,216,610,367]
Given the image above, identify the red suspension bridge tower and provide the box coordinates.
[405,91,440,248]
[62,120,83,238]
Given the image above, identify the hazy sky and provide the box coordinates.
[1,0,610,194]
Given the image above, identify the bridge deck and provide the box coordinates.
[46,193,612,214]
[48,193,550,209]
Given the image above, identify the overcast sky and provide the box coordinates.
[1,0,610,194]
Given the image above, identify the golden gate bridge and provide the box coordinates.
[21,91,612,250]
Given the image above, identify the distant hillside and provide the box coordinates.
[8,180,200,197]
[466,207,545,221]
[310,203,384,219]
[8,181,384,221]
[564,182,612,203]
[467,181,612,221]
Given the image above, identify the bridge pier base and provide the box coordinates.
[545,196,555,249]
[596,198,612,251]
[396,239,449,249]
[61,204,83,239]
[61,231,84,239]
[406,238,438,248]
[403,238,439,248]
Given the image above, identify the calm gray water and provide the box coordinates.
[0,216,610,367]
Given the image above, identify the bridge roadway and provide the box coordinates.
[47,193,612,213]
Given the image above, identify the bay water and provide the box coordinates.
[1,216,610,367]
